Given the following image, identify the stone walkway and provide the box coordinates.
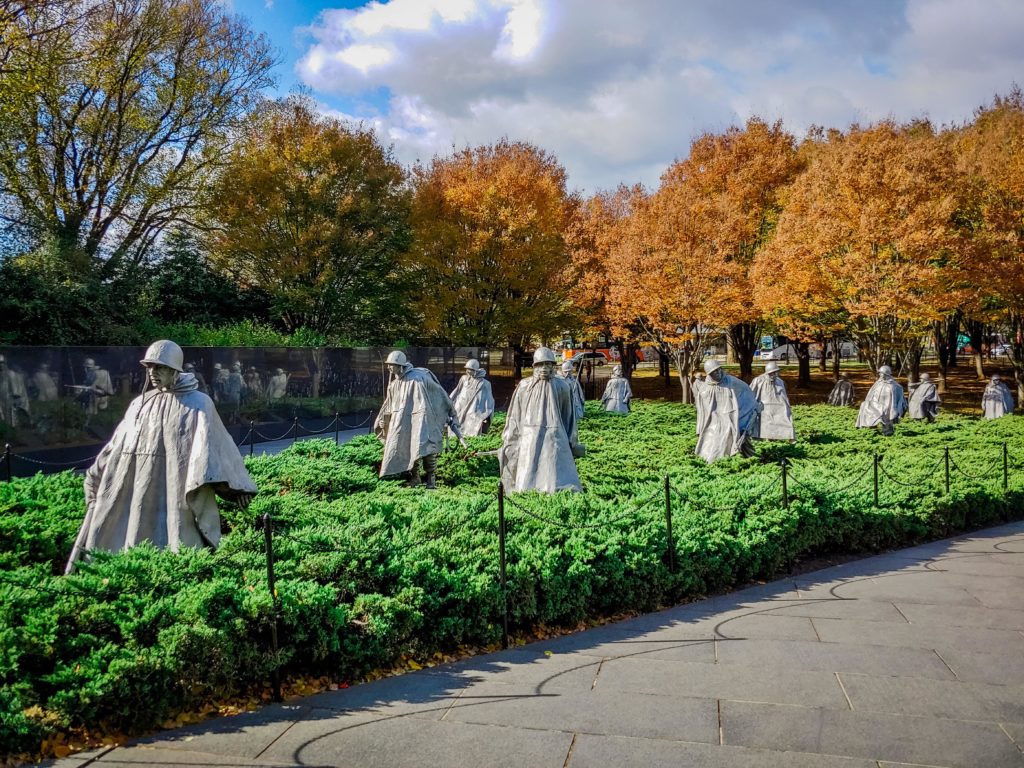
[47,521,1024,768]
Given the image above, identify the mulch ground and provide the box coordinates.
[626,357,1018,415]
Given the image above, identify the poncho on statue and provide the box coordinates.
[908,375,940,422]
[66,366,257,574]
[449,362,495,436]
[601,366,632,413]
[560,362,585,421]
[750,365,795,440]
[827,377,855,406]
[375,363,459,477]
[694,361,761,462]
[856,367,907,433]
[982,376,1014,419]
[500,349,583,493]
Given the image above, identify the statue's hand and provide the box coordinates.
[235,492,255,510]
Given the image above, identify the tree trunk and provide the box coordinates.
[815,332,827,372]
[794,341,811,387]
[672,347,695,404]
[624,342,638,379]
[512,343,524,380]
[728,322,760,381]
[932,313,959,394]
[906,341,922,384]
[831,334,842,381]
[965,318,986,380]
[658,349,671,381]
[1010,312,1024,408]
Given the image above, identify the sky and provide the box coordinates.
[230,0,1024,194]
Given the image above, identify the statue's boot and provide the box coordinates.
[407,459,422,487]
[423,454,438,489]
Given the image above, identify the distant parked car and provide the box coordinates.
[991,343,1013,356]
[569,351,609,366]
[759,345,797,361]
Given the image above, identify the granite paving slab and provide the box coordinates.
[812,615,1024,655]
[442,685,720,743]
[720,699,1023,768]
[591,657,849,709]
[838,671,1024,722]
[713,637,956,680]
[567,734,878,767]
[892,600,1024,630]
[259,709,574,768]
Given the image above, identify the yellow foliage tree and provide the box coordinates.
[408,139,579,356]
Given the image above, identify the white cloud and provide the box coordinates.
[297,0,1024,193]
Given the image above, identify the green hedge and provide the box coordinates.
[2,401,1022,756]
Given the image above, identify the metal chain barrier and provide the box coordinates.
[876,459,937,489]
[11,453,100,468]
[788,459,874,496]
[338,411,375,430]
[502,486,663,530]
[299,415,341,435]
[253,425,296,442]
[235,427,254,447]
[669,473,781,515]
[948,455,1001,483]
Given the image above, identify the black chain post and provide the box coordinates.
[292,417,299,445]
[4,444,10,483]
[664,475,675,574]
[368,409,375,436]
[497,482,509,650]
[781,458,789,508]
[944,446,950,495]
[873,454,880,507]
[262,513,283,702]
[1004,442,1009,491]
[334,412,340,445]
[249,421,255,457]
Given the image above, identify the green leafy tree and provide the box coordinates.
[0,0,273,275]
[207,95,413,341]
[146,226,271,327]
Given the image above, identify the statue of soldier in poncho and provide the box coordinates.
[982,374,1014,419]
[449,358,494,436]
[79,357,114,416]
[856,365,907,436]
[66,341,258,574]
[374,350,464,489]
[244,366,264,401]
[750,361,795,440]
[694,359,761,462]
[827,374,855,406]
[908,373,940,423]
[560,360,585,420]
[267,368,289,400]
[500,347,584,493]
[31,362,58,402]
[600,365,632,413]
[0,355,30,426]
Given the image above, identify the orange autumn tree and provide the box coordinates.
[672,118,802,379]
[568,185,647,375]
[603,182,722,404]
[757,120,960,378]
[408,139,579,358]
[953,89,1024,400]
[753,128,850,386]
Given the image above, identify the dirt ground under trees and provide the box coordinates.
[628,356,1018,415]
